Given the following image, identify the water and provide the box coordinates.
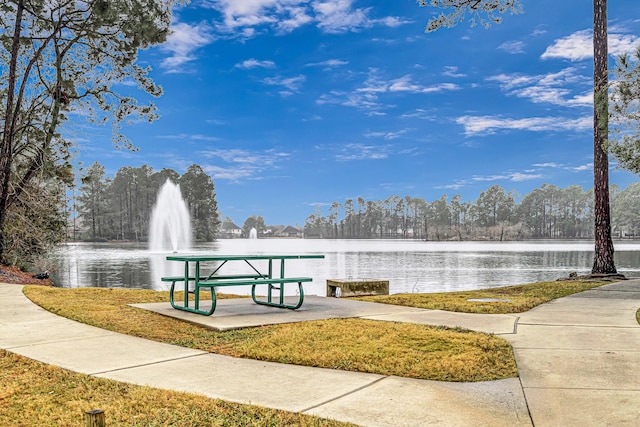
[50,239,640,295]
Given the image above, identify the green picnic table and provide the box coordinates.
[162,254,324,316]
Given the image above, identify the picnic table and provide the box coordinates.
[162,254,324,316]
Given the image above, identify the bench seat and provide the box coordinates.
[161,274,265,282]
[165,275,312,316]
[196,277,313,287]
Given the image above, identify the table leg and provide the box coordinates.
[195,261,200,310]
[184,261,189,308]
[280,259,285,305]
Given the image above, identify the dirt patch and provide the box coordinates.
[0,264,52,286]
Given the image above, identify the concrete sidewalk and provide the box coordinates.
[503,281,640,426]
[2,281,640,426]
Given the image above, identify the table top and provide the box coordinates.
[166,254,325,262]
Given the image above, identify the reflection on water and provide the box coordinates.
[50,239,640,295]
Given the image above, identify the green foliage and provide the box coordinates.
[75,162,220,242]
[609,46,640,174]
[417,0,523,32]
[304,182,640,240]
[179,164,220,241]
[0,0,184,263]
[3,176,68,267]
[243,215,267,237]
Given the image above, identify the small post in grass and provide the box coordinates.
[85,409,105,427]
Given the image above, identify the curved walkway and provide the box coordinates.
[1,280,640,426]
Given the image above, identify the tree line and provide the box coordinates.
[76,162,220,242]
[304,183,640,241]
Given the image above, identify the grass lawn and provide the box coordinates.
[355,280,609,313]
[0,349,354,427]
[10,279,615,426]
[23,286,517,383]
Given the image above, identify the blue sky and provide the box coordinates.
[71,0,640,226]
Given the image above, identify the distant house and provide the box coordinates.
[280,225,302,238]
[218,218,242,238]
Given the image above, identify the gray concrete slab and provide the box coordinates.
[10,333,206,375]
[363,310,518,335]
[0,317,113,348]
[98,352,385,413]
[132,295,515,335]
[517,304,639,327]
[523,388,640,427]
[131,296,426,331]
[507,324,640,350]
[305,377,531,427]
[513,348,640,390]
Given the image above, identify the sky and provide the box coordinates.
[69,0,640,227]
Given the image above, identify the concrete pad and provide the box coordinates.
[524,388,640,427]
[513,348,640,390]
[9,333,206,375]
[517,304,639,327]
[131,296,426,331]
[0,317,113,348]
[306,377,531,427]
[506,325,640,350]
[594,280,640,293]
[0,305,60,324]
[97,352,384,413]
[363,310,518,335]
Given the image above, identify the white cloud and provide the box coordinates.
[456,115,592,136]
[400,108,437,120]
[160,22,215,73]
[358,72,459,95]
[158,133,221,142]
[235,58,276,69]
[388,75,460,93]
[542,29,640,61]
[531,27,547,37]
[569,163,593,172]
[498,40,525,54]
[313,0,370,33]
[306,59,349,67]
[318,71,458,112]
[533,162,563,168]
[317,90,382,110]
[263,75,306,92]
[206,0,407,35]
[435,180,470,190]
[442,66,466,78]
[335,143,389,161]
[199,148,291,181]
[487,67,592,108]
[472,172,543,182]
[364,129,409,140]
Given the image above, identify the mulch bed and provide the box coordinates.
[0,264,52,285]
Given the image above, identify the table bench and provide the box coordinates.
[162,255,323,316]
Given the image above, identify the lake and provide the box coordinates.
[50,239,640,295]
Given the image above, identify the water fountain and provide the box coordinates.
[249,227,258,239]
[149,180,192,252]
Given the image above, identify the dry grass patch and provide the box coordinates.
[23,286,516,382]
[355,280,609,314]
[237,319,516,382]
[0,349,353,427]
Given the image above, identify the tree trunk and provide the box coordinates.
[592,0,617,274]
[0,0,25,262]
